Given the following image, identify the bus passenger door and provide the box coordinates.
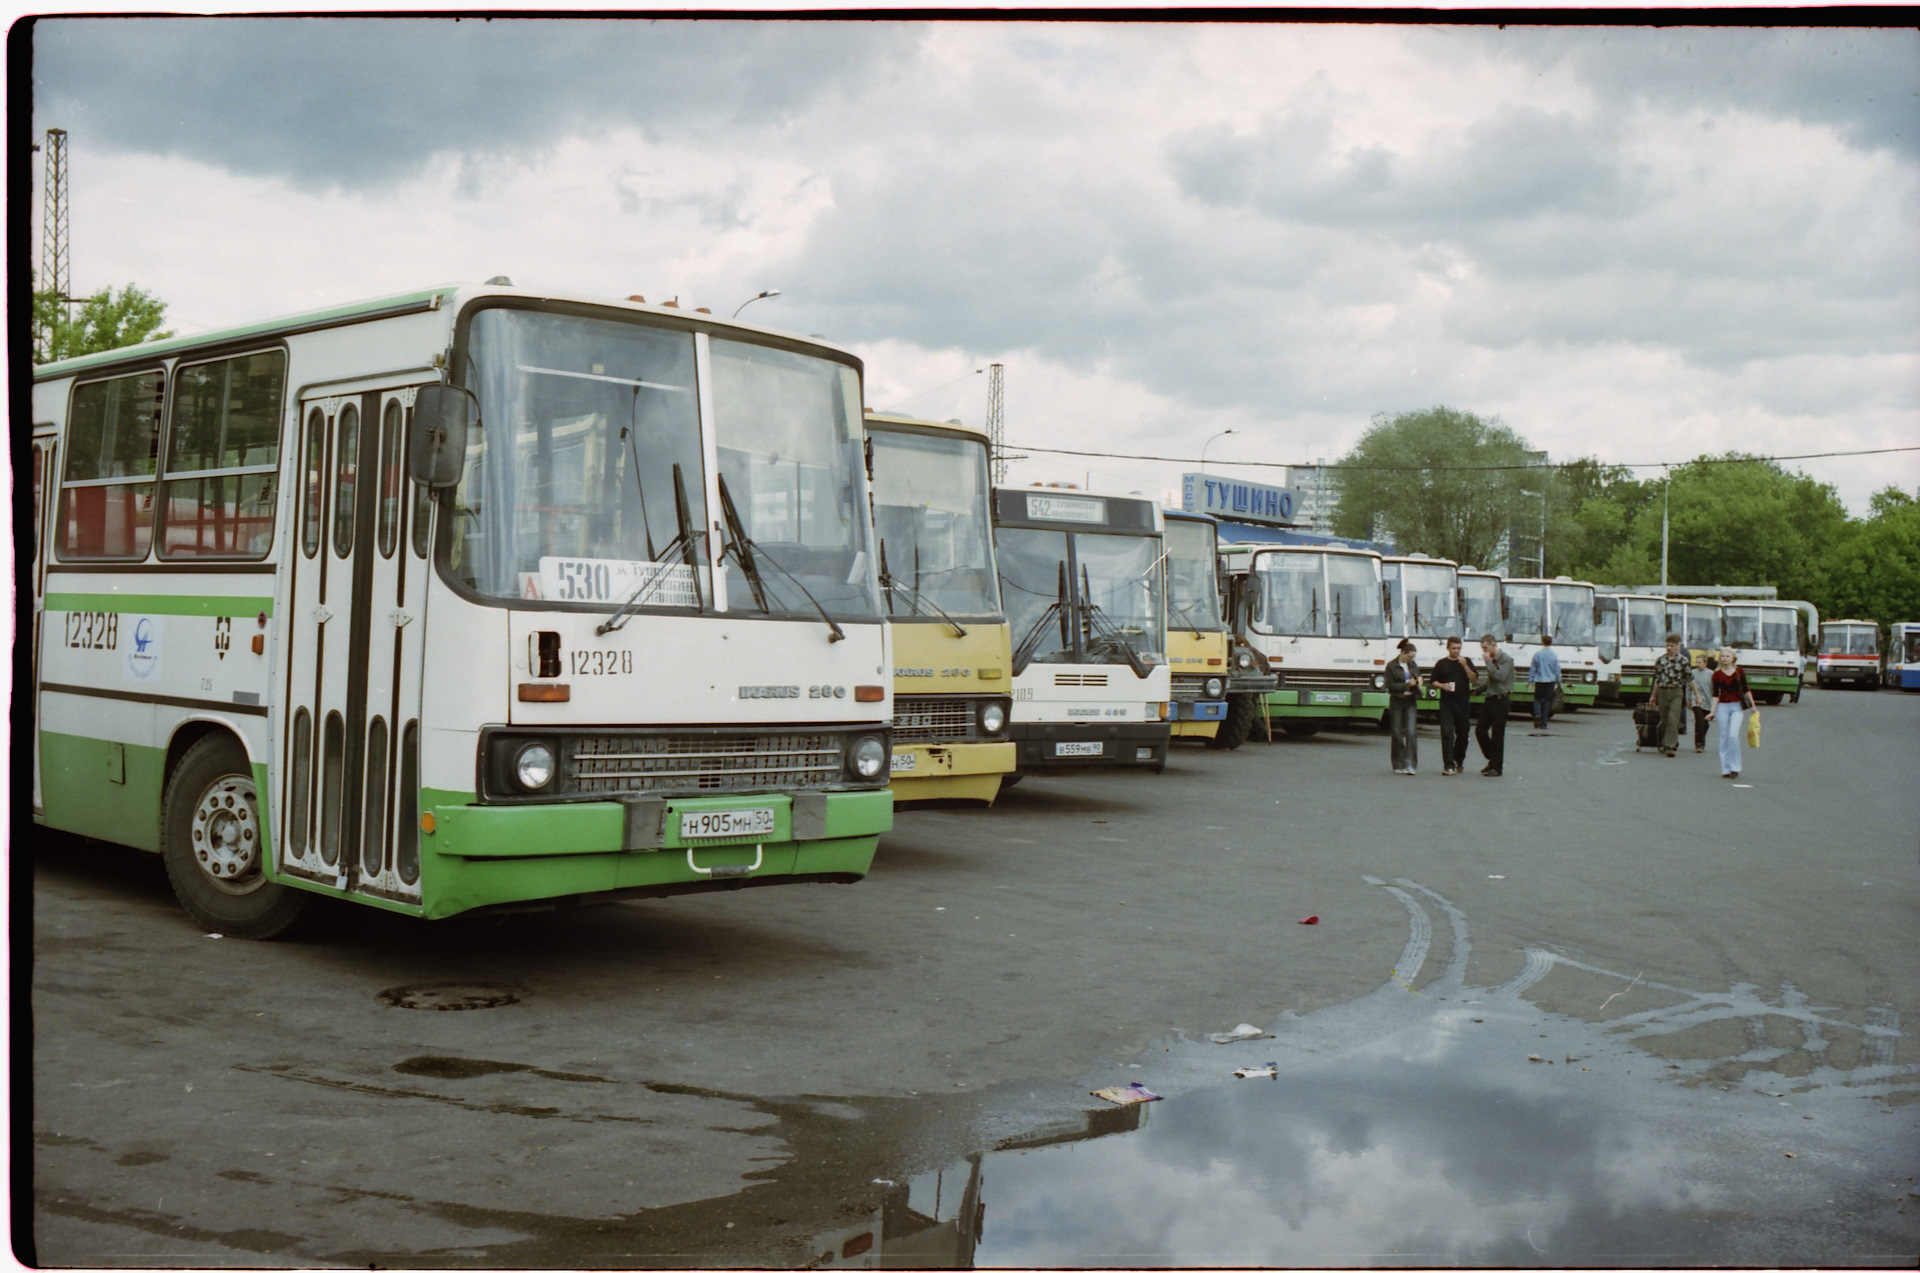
[278,386,429,906]
[31,436,54,816]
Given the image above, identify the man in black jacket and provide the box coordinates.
[1431,636,1476,775]
[1385,638,1421,775]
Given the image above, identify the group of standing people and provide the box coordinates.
[1386,633,1517,776]
[1649,634,1758,778]
[1385,631,1757,780]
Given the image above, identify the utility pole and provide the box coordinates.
[39,127,72,362]
[986,363,1018,483]
[1660,465,1671,592]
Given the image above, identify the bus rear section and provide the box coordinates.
[1221,543,1390,737]
[866,413,1015,803]
[1163,511,1230,742]
[1817,621,1882,689]
[1724,602,1805,703]
[994,489,1172,772]
[1886,623,1920,691]
[33,282,896,934]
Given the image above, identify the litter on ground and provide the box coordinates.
[1233,1063,1279,1079]
[1207,1023,1267,1043]
[1091,1082,1161,1105]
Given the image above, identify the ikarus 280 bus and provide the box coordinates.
[1219,543,1390,737]
[1382,554,1462,712]
[865,412,1014,803]
[1816,619,1881,689]
[1665,598,1725,668]
[993,488,1172,772]
[1501,577,1600,712]
[29,282,894,936]
[1162,510,1230,742]
[1612,593,1672,705]
[1722,601,1806,703]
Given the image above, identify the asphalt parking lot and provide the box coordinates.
[25,686,1920,1266]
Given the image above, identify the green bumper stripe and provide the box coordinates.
[46,592,274,618]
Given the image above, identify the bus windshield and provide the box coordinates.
[1723,605,1760,649]
[1905,629,1920,664]
[1549,584,1595,645]
[1164,520,1224,633]
[998,528,1071,664]
[1624,598,1666,647]
[997,528,1164,667]
[1504,584,1547,643]
[1460,575,1501,641]
[1400,562,1462,639]
[1327,555,1386,638]
[453,309,878,620]
[1596,595,1619,661]
[1822,625,1878,655]
[1076,533,1165,663]
[1760,609,1799,653]
[870,429,1000,620]
[1685,608,1721,650]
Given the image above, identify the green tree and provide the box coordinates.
[1329,406,1536,568]
[33,281,173,364]
[1548,458,1650,580]
[1824,486,1920,630]
[1592,455,1853,601]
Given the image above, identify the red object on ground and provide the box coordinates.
[1298,915,1320,925]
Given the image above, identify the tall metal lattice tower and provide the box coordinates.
[40,127,72,361]
[985,363,1008,483]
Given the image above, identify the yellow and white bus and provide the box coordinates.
[865,412,1015,803]
[29,282,894,936]
[994,488,1172,772]
[1162,510,1230,742]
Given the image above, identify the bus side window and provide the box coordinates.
[301,407,325,558]
[377,400,402,558]
[159,350,287,559]
[410,406,432,560]
[58,370,163,560]
[333,403,360,558]
[32,443,44,570]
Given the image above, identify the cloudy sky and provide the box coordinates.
[26,18,1920,513]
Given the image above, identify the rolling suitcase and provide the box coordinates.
[1632,701,1662,751]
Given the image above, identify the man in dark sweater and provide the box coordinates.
[1430,636,1476,776]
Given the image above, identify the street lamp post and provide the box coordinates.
[731,289,781,319]
[1660,464,1671,592]
[1199,429,1235,476]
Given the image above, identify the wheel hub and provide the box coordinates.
[192,775,263,895]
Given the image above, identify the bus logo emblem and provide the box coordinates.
[124,617,162,682]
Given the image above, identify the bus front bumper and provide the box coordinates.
[417,788,893,919]
[889,740,1016,803]
[1010,721,1171,769]
[1263,688,1388,720]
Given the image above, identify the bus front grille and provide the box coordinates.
[1054,673,1109,687]
[1277,670,1377,690]
[568,731,844,795]
[1170,676,1211,700]
[893,697,976,743]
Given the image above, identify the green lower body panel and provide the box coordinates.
[1745,673,1800,694]
[414,787,892,920]
[38,732,165,852]
[1263,689,1389,723]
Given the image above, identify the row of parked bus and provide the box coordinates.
[23,282,1910,940]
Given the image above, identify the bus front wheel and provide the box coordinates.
[162,735,313,940]
[1207,695,1259,750]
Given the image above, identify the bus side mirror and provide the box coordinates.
[410,384,475,489]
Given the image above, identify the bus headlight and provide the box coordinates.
[978,702,1007,734]
[1585,670,1597,684]
[848,735,887,780]
[514,741,556,791]
[1235,650,1254,670]
[1372,673,1387,689]
[1204,677,1225,698]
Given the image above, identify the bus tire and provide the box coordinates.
[1207,696,1259,750]
[1279,720,1322,738]
[999,772,1024,789]
[162,735,313,940]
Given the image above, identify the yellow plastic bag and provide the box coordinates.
[1746,708,1762,749]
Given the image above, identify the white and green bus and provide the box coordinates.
[1611,593,1672,705]
[1723,602,1806,703]
[1382,554,1462,712]
[1219,543,1390,736]
[29,283,895,936]
[1501,576,1600,712]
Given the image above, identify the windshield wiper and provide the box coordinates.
[716,474,845,644]
[877,540,968,637]
[1011,561,1071,676]
[597,462,703,636]
[1171,601,1203,639]
[1080,601,1151,678]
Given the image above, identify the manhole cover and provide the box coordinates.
[378,983,521,1011]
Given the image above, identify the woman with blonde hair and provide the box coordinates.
[1710,646,1757,779]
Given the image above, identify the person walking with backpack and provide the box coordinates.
[1712,646,1757,779]
[1528,634,1562,732]
[1650,633,1692,757]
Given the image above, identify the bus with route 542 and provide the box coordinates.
[29,282,895,936]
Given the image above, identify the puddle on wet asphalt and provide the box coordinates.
[382,876,1915,1270]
